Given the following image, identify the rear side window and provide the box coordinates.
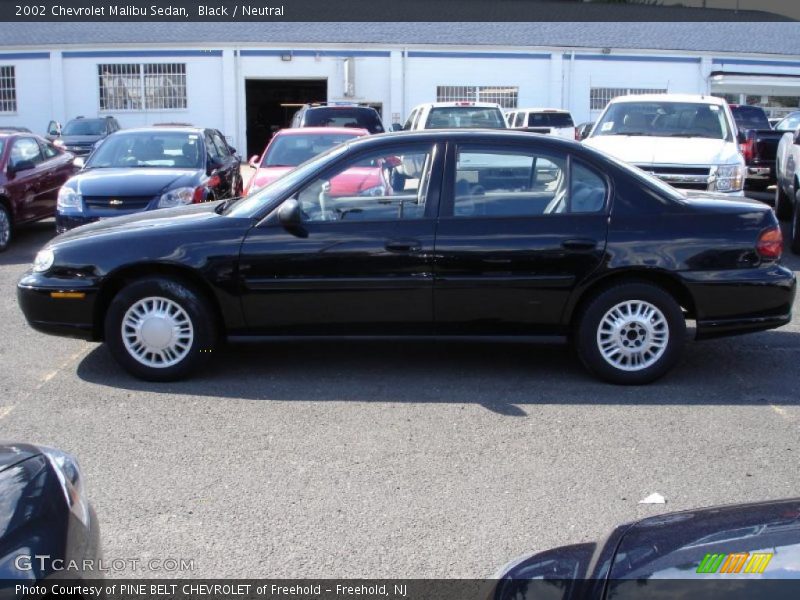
[303,107,384,133]
[528,112,575,128]
[514,112,525,127]
[570,161,607,213]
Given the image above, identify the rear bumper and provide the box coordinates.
[746,162,776,183]
[17,271,100,341]
[681,265,796,339]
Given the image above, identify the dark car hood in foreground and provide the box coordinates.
[69,167,202,197]
[0,442,42,472]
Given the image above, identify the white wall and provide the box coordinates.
[0,54,52,135]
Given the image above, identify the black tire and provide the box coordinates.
[575,282,686,385]
[791,190,800,255]
[104,277,217,381]
[0,203,11,252]
[775,183,793,221]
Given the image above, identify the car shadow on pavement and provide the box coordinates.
[0,221,57,267]
[75,327,800,415]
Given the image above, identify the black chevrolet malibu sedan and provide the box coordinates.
[18,130,796,384]
[0,443,100,584]
[491,498,800,600]
[55,126,243,233]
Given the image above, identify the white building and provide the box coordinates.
[2,22,800,156]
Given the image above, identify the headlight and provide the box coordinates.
[158,186,195,208]
[57,186,82,213]
[42,447,90,527]
[711,164,744,192]
[33,249,54,272]
[359,185,386,197]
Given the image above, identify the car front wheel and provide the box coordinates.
[791,190,800,255]
[0,204,11,252]
[576,282,686,385]
[104,277,217,381]
[775,182,792,221]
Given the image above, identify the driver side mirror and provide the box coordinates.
[207,156,223,175]
[248,155,260,168]
[277,198,307,237]
[736,130,747,144]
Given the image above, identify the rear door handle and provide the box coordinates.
[561,238,597,250]
[385,239,422,253]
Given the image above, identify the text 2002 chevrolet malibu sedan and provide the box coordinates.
[18,131,796,384]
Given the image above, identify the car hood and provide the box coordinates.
[0,443,42,472]
[585,135,740,166]
[68,168,202,197]
[61,134,103,144]
[52,200,226,246]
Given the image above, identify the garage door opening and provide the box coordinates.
[245,79,327,158]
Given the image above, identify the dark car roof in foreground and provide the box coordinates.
[0,443,43,472]
[344,128,587,152]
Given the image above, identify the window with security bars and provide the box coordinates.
[0,66,17,113]
[99,63,187,111]
[590,87,666,111]
[437,85,519,108]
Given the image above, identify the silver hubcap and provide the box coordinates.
[122,296,194,368]
[0,209,9,247]
[596,300,669,372]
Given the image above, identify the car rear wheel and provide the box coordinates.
[0,204,11,252]
[775,183,792,221]
[104,277,217,381]
[576,282,685,385]
[791,190,800,255]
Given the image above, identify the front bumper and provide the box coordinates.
[17,271,100,341]
[55,213,100,234]
[681,265,796,339]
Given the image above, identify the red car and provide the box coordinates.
[246,127,390,195]
[0,132,75,251]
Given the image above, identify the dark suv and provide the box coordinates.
[48,116,121,157]
[290,103,385,134]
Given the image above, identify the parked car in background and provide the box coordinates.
[0,126,31,133]
[774,126,800,253]
[19,130,794,384]
[729,104,782,191]
[55,126,242,233]
[0,132,75,251]
[773,111,800,132]
[490,498,800,600]
[506,108,576,139]
[585,94,745,196]
[290,103,385,134]
[402,102,507,130]
[49,116,121,157]
[575,121,595,141]
[246,127,370,194]
[0,442,100,583]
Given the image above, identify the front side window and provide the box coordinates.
[451,145,606,218]
[10,137,44,168]
[293,145,434,222]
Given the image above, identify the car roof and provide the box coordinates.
[609,94,727,105]
[348,128,582,150]
[276,127,369,137]
[513,108,573,114]
[417,102,503,109]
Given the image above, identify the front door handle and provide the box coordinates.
[561,238,597,250]
[385,239,422,253]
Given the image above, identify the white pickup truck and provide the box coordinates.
[584,94,745,197]
[774,127,800,253]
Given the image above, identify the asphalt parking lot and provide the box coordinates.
[1,190,799,579]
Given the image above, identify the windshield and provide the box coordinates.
[425,107,506,129]
[85,131,205,169]
[302,107,384,133]
[528,112,574,128]
[730,105,770,130]
[776,112,800,131]
[226,139,352,217]
[593,101,732,141]
[62,119,107,136]
[263,132,360,167]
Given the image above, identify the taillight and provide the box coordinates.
[193,186,206,204]
[740,137,754,162]
[756,226,783,260]
[574,127,581,141]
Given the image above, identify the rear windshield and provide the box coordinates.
[425,107,506,129]
[62,119,107,136]
[527,112,575,128]
[302,108,384,134]
[730,105,770,130]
